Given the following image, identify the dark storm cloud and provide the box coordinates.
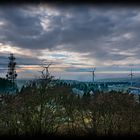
[15,55,42,66]
[0,5,140,63]
[0,52,42,68]
[0,54,9,73]
[0,6,61,50]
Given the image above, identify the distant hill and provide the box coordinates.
[96,77,140,83]
[16,79,35,90]
[15,77,140,90]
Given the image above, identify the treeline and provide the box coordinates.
[0,77,140,137]
[0,78,15,93]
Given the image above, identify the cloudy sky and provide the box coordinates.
[0,4,140,81]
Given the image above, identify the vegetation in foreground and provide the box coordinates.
[0,75,140,137]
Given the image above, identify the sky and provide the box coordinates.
[1,4,140,81]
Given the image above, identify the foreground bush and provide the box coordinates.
[0,80,140,136]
